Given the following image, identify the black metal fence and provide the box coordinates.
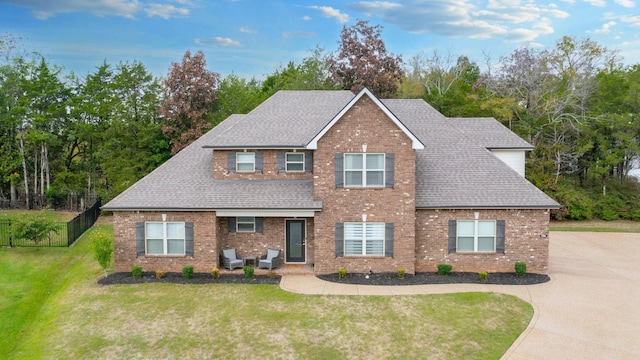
[0,198,101,247]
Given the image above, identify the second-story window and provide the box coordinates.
[286,153,305,172]
[236,152,255,172]
[344,153,384,187]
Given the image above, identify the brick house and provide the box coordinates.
[102,88,560,275]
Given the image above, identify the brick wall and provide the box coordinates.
[312,95,417,275]
[113,212,316,273]
[415,209,550,274]
[113,211,218,273]
[213,149,314,180]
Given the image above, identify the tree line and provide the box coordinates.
[1,20,639,220]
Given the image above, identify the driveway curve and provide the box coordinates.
[280,231,640,359]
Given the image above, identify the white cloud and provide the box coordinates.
[619,14,640,26]
[307,5,349,23]
[195,37,242,47]
[145,4,189,19]
[302,15,312,21]
[239,27,256,34]
[590,21,617,34]
[583,0,606,6]
[347,0,564,42]
[614,0,636,7]
[3,0,191,19]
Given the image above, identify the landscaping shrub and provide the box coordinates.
[478,271,488,282]
[397,268,406,279]
[243,266,254,279]
[338,267,347,279]
[437,264,452,275]
[515,262,527,277]
[267,271,277,279]
[182,265,194,279]
[155,270,165,279]
[210,267,220,279]
[132,266,142,279]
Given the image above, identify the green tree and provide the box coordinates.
[212,74,266,125]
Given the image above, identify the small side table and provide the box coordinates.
[244,256,258,268]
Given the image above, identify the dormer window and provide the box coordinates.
[236,152,255,172]
[286,153,305,172]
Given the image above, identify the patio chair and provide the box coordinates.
[222,249,244,270]
[258,248,281,270]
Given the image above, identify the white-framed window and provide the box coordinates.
[286,153,305,172]
[344,153,384,187]
[236,216,255,232]
[236,152,255,172]
[457,220,496,252]
[344,222,384,256]
[145,222,185,255]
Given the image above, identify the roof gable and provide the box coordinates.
[306,88,425,150]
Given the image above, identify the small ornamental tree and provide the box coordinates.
[11,213,61,249]
[91,234,114,277]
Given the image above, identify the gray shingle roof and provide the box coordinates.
[103,90,559,211]
[448,117,534,149]
[383,99,558,208]
[204,90,355,148]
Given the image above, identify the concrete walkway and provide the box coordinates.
[279,231,640,359]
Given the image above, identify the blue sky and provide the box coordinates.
[1,0,639,80]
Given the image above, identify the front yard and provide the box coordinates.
[1,222,533,359]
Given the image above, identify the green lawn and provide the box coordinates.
[551,219,640,233]
[1,223,533,359]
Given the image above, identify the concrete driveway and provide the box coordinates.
[280,231,640,359]
[501,231,640,359]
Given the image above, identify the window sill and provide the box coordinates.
[454,251,497,254]
[144,254,187,257]
[341,255,386,259]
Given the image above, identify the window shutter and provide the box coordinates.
[305,152,313,173]
[136,222,145,257]
[335,153,344,188]
[185,222,194,256]
[256,217,263,233]
[228,217,236,233]
[277,152,285,172]
[385,222,394,257]
[255,152,263,172]
[227,153,236,173]
[496,220,505,253]
[385,153,394,188]
[335,222,344,257]
[448,220,457,253]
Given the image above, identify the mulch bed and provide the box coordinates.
[317,272,550,286]
[97,272,281,285]
[99,271,549,286]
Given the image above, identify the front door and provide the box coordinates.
[285,219,305,263]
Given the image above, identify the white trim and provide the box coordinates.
[285,219,307,264]
[306,88,425,150]
[216,209,316,217]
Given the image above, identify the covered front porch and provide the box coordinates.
[215,209,316,272]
